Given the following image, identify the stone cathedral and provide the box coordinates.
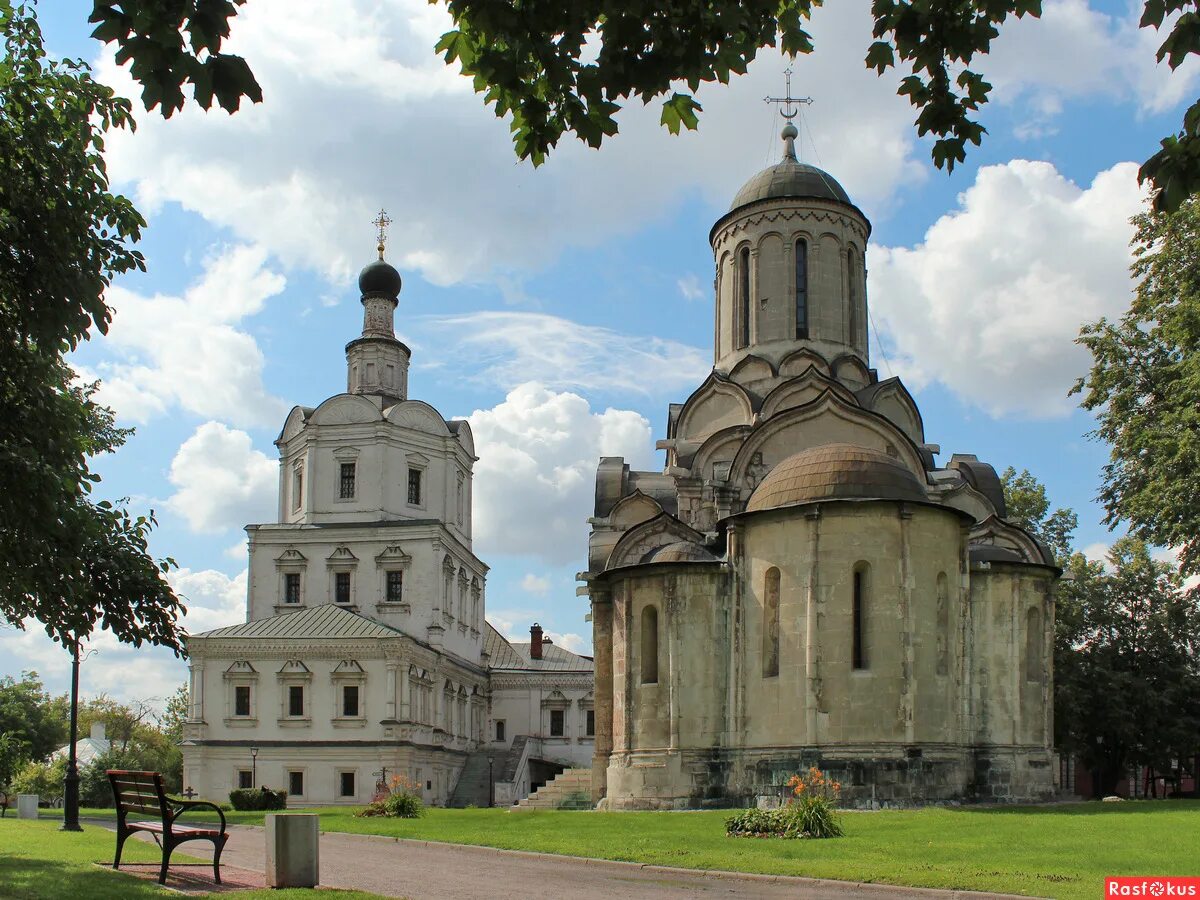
[581,124,1060,809]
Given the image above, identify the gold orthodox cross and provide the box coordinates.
[373,208,393,259]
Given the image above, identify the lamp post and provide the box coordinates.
[62,641,96,832]
[487,756,495,808]
[251,747,259,787]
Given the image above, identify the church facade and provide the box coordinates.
[581,126,1060,809]
[181,241,593,808]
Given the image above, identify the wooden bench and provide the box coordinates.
[107,770,229,885]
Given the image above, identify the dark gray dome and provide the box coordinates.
[731,159,852,211]
[359,258,402,297]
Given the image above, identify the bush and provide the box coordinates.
[81,747,162,807]
[725,767,844,840]
[12,757,66,801]
[228,787,287,811]
[355,774,423,819]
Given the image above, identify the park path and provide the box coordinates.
[107,822,1042,900]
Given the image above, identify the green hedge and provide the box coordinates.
[228,787,287,810]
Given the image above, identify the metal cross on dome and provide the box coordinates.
[763,67,813,119]
[372,208,393,259]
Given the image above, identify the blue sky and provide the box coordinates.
[5,0,1193,705]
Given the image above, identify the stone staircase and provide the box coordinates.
[514,768,593,810]
[447,750,500,808]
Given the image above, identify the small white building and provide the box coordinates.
[182,246,593,807]
[52,722,110,768]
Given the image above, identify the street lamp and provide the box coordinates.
[62,642,96,832]
[487,756,495,808]
[251,747,259,787]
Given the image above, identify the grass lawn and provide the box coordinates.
[0,818,384,899]
[48,799,1200,900]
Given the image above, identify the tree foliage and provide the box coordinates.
[1000,466,1079,564]
[0,672,66,761]
[84,0,1200,208]
[1075,198,1200,579]
[0,1,185,652]
[1054,539,1200,795]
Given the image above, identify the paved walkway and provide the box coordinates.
[110,823,1042,900]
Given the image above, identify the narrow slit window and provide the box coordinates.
[846,245,859,346]
[796,239,809,339]
[852,565,868,670]
[739,247,751,348]
[339,462,356,499]
[284,572,300,604]
[763,567,781,677]
[586,709,595,736]
[407,467,422,505]
[495,720,506,742]
[292,468,303,510]
[335,572,351,604]
[641,605,659,684]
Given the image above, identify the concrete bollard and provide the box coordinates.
[264,813,319,888]
[16,795,39,819]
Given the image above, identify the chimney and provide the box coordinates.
[530,623,543,660]
[90,722,106,742]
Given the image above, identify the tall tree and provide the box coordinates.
[158,684,189,746]
[1054,539,1200,796]
[83,0,1200,208]
[0,672,67,761]
[0,2,185,652]
[1000,467,1079,564]
[1075,197,1200,580]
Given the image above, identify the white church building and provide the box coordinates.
[181,235,593,807]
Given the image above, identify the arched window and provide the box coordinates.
[795,239,809,339]
[846,245,859,346]
[738,246,751,348]
[936,572,949,676]
[852,563,869,670]
[763,567,781,677]
[641,605,659,684]
[1025,606,1043,682]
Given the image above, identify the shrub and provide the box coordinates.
[228,787,287,811]
[12,757,66,801]
[725,767,844,840]
[355,774,423,819]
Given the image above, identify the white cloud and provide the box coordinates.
[174,568,248,635]
[677,274,704,301]
[84,244,288,427]
[521,574,552,597]
[870,160,1145,418]
[546,631,589,655]
[95,0,926,289]
[986,0,1200,135]
[167,422,277,533]
[469,383,655,563]
[423,311,708,397]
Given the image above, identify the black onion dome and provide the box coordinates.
[731,159,853,211]
[358,258,402,297]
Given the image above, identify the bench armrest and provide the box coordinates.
[170,799,227,832]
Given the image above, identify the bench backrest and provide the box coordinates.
[107,770,170,819]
